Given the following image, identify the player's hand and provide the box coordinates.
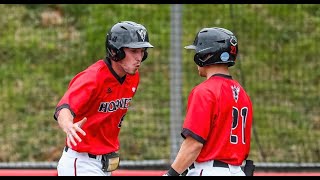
[57,108,87,147]
[67,117,87,147]
[66,117,87,147]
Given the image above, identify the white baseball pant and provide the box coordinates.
[57,147,111,176]
[186,160,245,176]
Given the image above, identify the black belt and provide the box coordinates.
[189,160,229,169]
[64,146,97,159]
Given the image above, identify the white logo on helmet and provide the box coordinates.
[137,29,146,41]
[230,36,237,46]
[220,52,229,61]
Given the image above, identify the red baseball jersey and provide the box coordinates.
[181,74,253,166]
[54,59,139,155]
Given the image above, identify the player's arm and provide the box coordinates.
[165,136,203,176]
[55,71,98,146]
[57,108,87,147]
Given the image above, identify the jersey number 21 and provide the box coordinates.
[231,107,248,144]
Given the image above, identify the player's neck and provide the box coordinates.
[110,60,126,78]
[205,64,230,79]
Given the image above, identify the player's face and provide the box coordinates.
[119,48,145,75]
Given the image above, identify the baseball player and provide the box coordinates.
[164,27,254,176]
[54,21,153,176]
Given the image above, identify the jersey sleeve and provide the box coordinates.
[54,71,98,120]
[181,87,216,144]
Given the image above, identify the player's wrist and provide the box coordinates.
[166,166,180,176]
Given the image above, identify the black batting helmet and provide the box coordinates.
[185,27,238,67]
[106,21,154,62]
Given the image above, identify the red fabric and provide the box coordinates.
[56,60,139,155]
[183,74,253,165]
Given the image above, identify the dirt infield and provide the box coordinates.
[0,169,320,176]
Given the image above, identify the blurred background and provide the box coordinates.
[0,4,319,171]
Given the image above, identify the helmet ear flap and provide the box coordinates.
[106,32,125,62]
[115,48,125,61]
[194,53,204,67]
[142,49,148,62]
[108,44,126,62]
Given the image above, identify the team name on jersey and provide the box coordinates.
[98,98,132,113]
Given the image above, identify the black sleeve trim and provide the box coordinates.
[53,104,76,121]
[181,128,205,144]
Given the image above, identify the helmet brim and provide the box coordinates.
[124,42,154,48]
[184,44,196,50]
